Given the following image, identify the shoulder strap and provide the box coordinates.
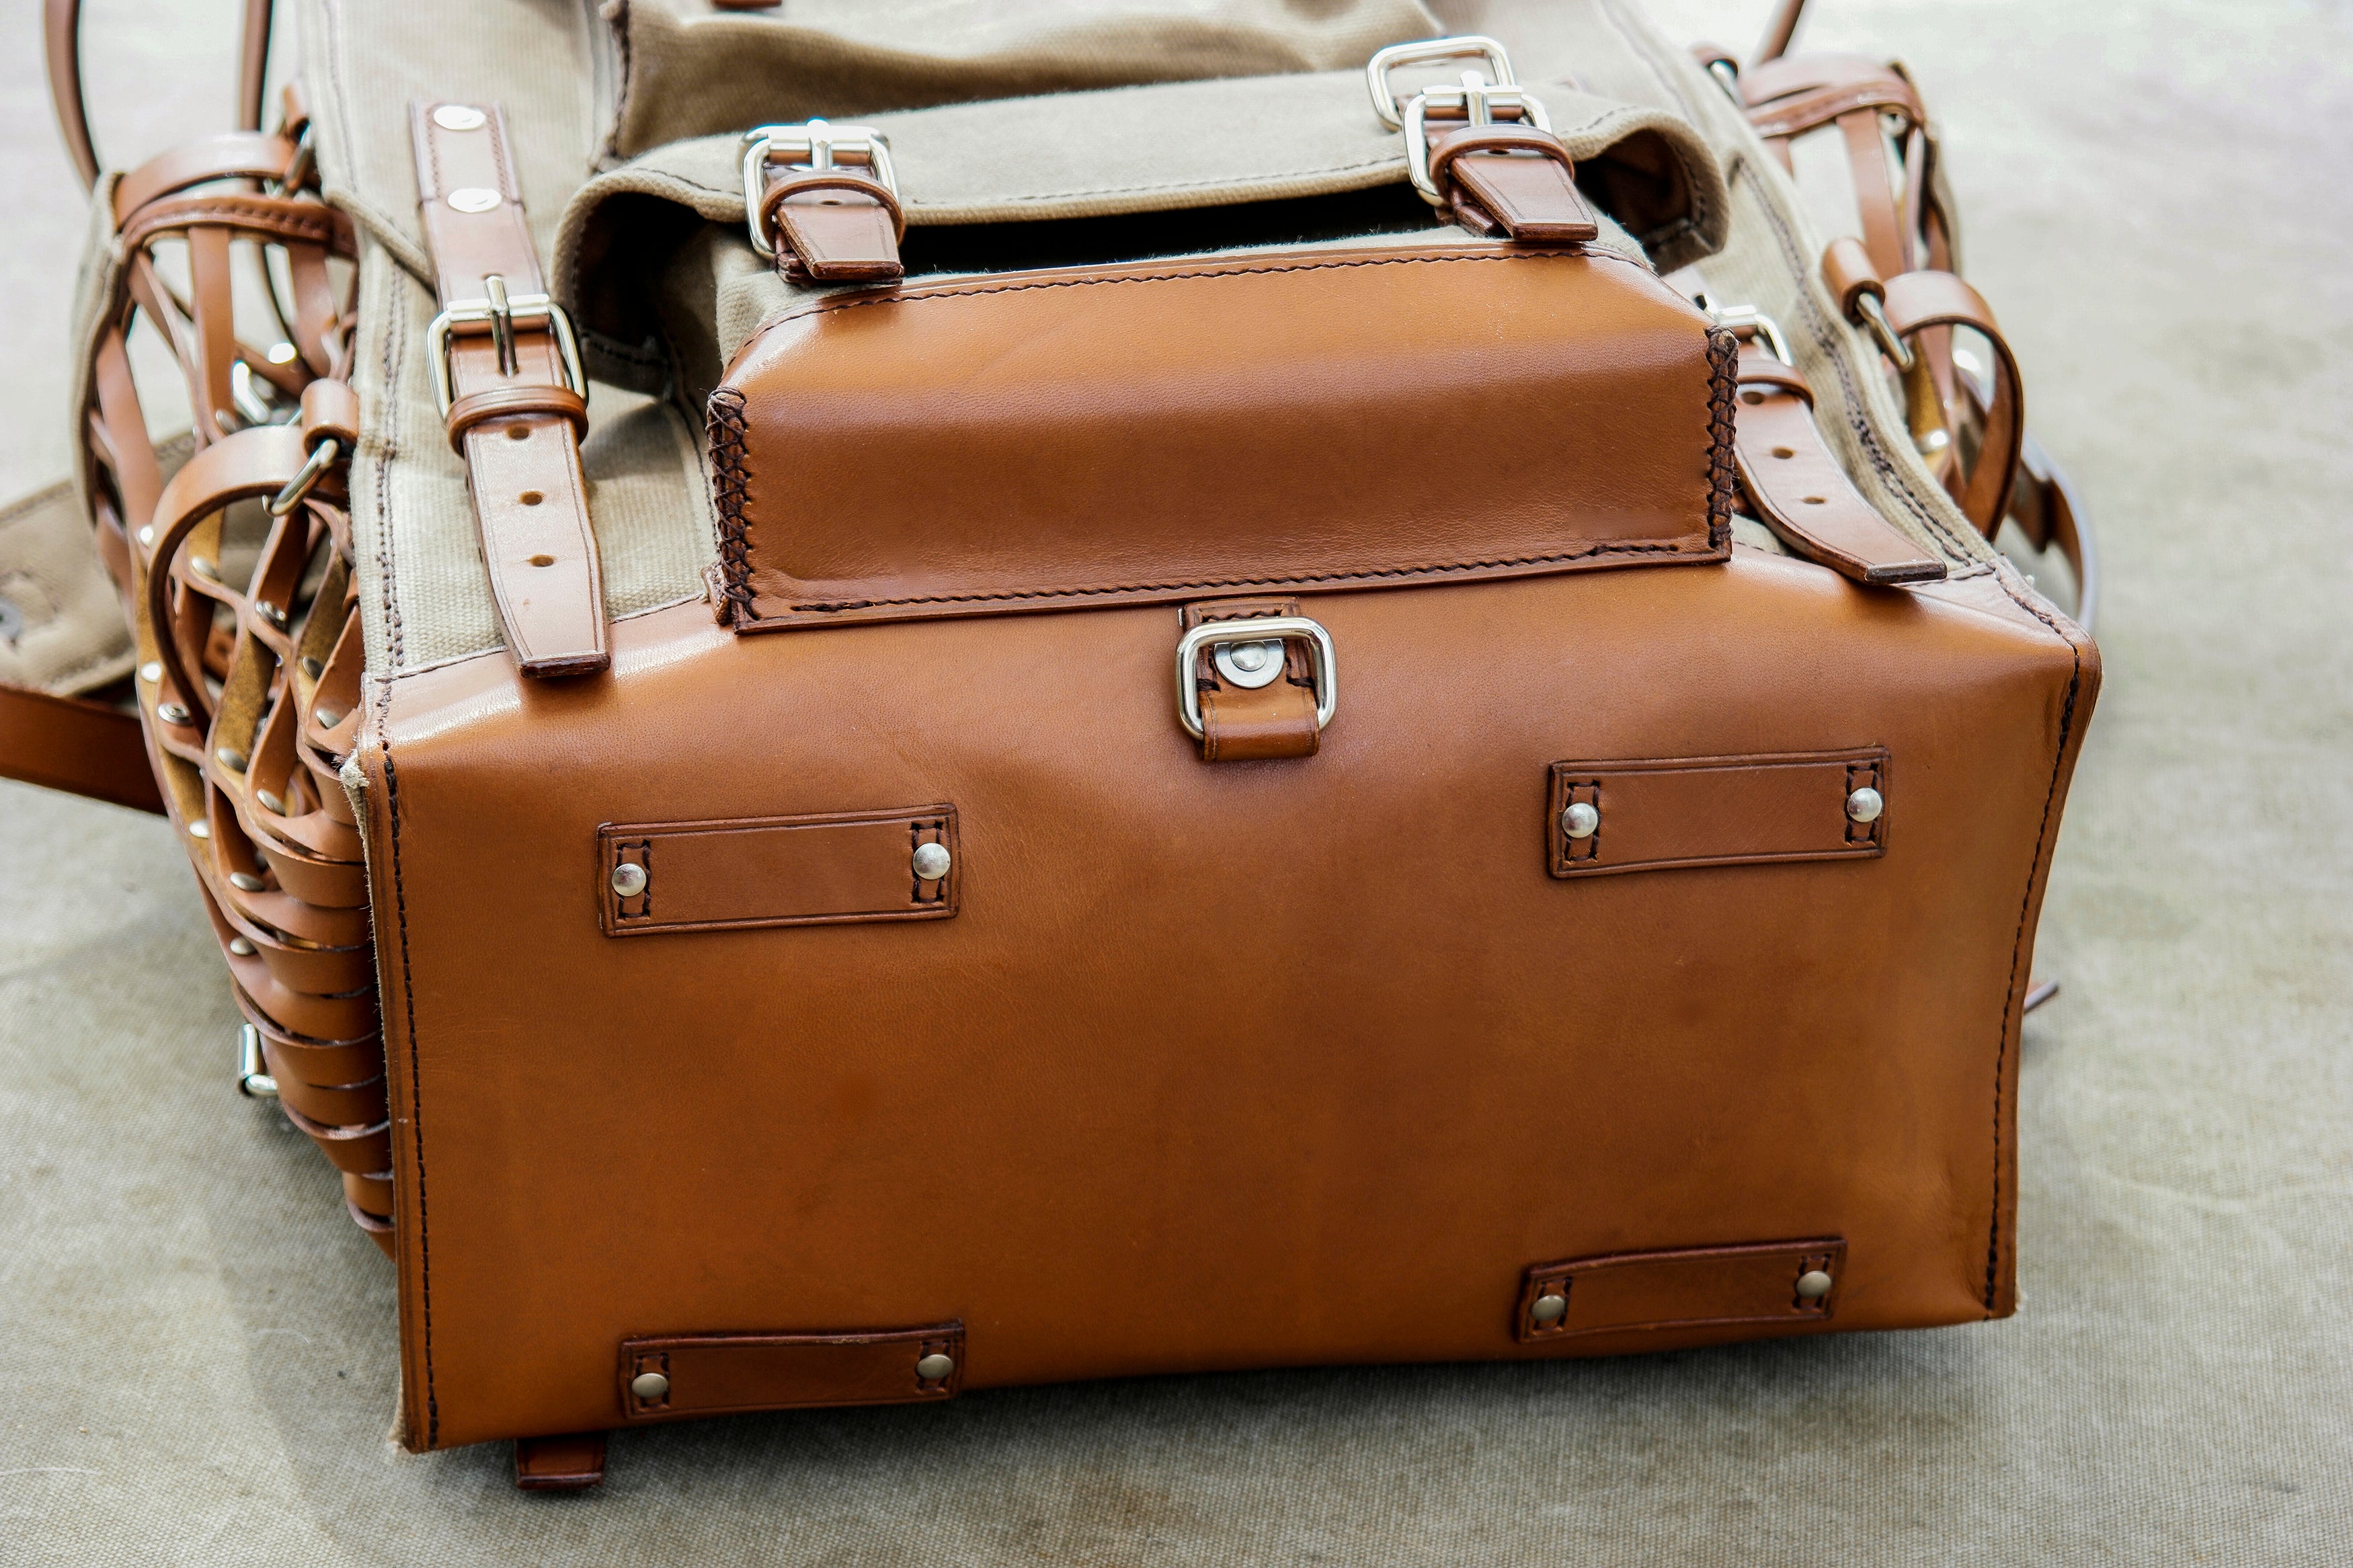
[0,683,163,813]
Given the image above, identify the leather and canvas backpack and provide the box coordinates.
[11,0,2097,1488]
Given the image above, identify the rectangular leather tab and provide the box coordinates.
[620,1325,963,1422]
[1516,1239,1846,1342]
[1548,748,1886,878]
[1181,598,1319,763]
[598,806,957,935]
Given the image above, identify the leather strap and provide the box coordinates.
[1728,335,1944,587]
[758,171,906,284]
[1752,0,1809,65]
[45,0,276,190]
[0,683,165,813]
[409,101,608,678]
[1880,270,2025,538]
[1428,125,1600,244]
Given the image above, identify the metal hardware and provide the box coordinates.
[300,657,325,680]
[1796,1270,1834,1300]
[610,862,648,899]
[1174,616,1338,741]
[315,706,346,729]
[158,702,192,726]
[229,872,266,892]
[1706,57,1743,103]
[254,600,287,628]
[427,290,585,417]
[229,360,282,427]
[189,555,220,581]
[229,937,255,956]
[1530,1291,1568,1325]
[484,275,517,376]
[629,1370,670,1402]
[1852,290,1917,372]
[446,186,501,213]
[2024,978,2061,1014]
[187,819,210,839]
[915,1352,955,1381]
[1400,71,1552,206]
[255,790,286,815]
[137,525,154,548]
[740,120,900,259]
[1366,36,1517,128]
[1213,638,1285,690]
[912,842,952,882]
[1845,786,1884,823]
[1560,801,1599,840]
[273,126,316,198]
[237,1023,278,1099]
[1706,301,1794,367]
[432,104,487,132]
[268,435,340,519]
[216,747,247,772]
[138,661,161,683]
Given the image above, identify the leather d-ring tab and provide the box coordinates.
[1180,598,1322,763]
[444,384,590,452]
[759,171,906,284]
[1821,235,1885,319]
[1429,124,1599,243]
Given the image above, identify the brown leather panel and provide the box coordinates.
[619,1326,963,1422]
[715,247,1730,631]
[1517,1239,1847,1342]
[598,807,957,936]
[513,1432,606,1491]
[1732,349,1944,586]
[1548,749,1886,877]
[358,551,2098,1450]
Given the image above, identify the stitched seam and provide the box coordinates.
[1984,571,2085,1314]
[1706,327,1739,548]
[760,538,1711,616]
[372,681,434,1449]
[705,388,756,626]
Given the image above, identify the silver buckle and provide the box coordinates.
[426,278,586,417]
[740,120,900,259]
[1174,616,1339,741]
[1370,38,1553,206]
[1704,300,1795,366]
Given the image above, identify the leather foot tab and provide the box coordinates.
[514,1431,606,1491]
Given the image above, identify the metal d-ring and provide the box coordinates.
[1174,616,1338,741]
[266,436,340,518]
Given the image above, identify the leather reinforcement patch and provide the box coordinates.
[1547,748,1887,877]
[1516,1239,1847,1342]
[598,806,957,935]
[619,1325,964,1421]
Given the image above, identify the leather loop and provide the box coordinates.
[758,171,906,284]
[444,384,589,452]
[112,130,296,226]
[299,377,362,452]
[1428,125,1600,244]
[1881,270,2025,537]
[1822,235,1884,317]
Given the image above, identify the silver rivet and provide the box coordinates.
[1845,786,1884,824]
[446,187,502,214]
[1560,800,1599,840]
[228,938,256,956]
[432,104,487,132]
[190,556,218,581]
[912,841,951,881]
[629,1370,669,1403]
[187,820,210,839]
[216,748,247,772]
[138,661,162,684]
[1531,1292,1568,1325]
[255,790,286,815]
[1232,644,1268,672]
[1796,1270,1834,1300]
[229,872,266,893]
[915,1353,955,1381]
[267,341,299,366]
[137,525,155,548]
[300,657,325,680]
[315,707,345,729]
[255,601,286,628]
[1213,637,1285,690]
[610,862,648,899]
[158,702,192,726]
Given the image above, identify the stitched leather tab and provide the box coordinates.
[1546,749,1887,877]
[598,806,957,935]
[1431,125,1601,243]
[761,172,905,284]
[1181,598,1318,763]
[620,1325,963,1421]
[1517,1239,1847,1342]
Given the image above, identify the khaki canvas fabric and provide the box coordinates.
[4,1,2351,1562]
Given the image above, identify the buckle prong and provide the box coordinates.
[740,120,900,260]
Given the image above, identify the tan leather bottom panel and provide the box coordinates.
[358,552,2096,1448]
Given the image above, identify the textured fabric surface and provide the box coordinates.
[2,0,2348,1563]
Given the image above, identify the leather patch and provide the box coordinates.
[1547,749,1887,878]
[1181,597,1318,762]
[598,806,957,935]
[619,1325,963,1421]
[1517,1239,1846,1342]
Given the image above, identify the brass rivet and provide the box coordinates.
[158,702,192,727]
[1845,786,1884,824]
[138,661,162,684]
[315,707,345,729]
[432,104,487,132]
[228,938,256,956]
[629,1370,669,1402]
[1560,801,1599,840]
[216,748,247,772]
[1531,1292,1568,1325]
[912,841,951,881]
[1796,1270,1834,1300]
[229,872,266,893]
[610,862,648,899]
[915,1352,955,1381]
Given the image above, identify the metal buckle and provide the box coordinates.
[426,278,586,417]
[237,1023,278,1099]
[1366,36,1517,129]
[740,120,900,259]
[1174,616,1339,741]
[266,436,340,518]
[1704,300,1795,367]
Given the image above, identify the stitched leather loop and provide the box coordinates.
[444,384,590,452]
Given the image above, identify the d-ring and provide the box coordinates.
[1174,616,1338,741]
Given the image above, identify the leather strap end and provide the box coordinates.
[1732,356,1946,589]
[760,173,906,284]
[1430,126,1600,245]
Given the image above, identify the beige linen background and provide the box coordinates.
[2,1,2348,1563]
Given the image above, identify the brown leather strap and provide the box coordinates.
[0,683,165,813]
[756,169,906,285]
[1752,0,1808,66]
[46,0,276,189]
[1880,270,2025,538]
[409,100,608,678]
[1728,337,1944,587]
[112,130,296,225]
[1428,125,1600,245]
[1183,600,1320,762]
